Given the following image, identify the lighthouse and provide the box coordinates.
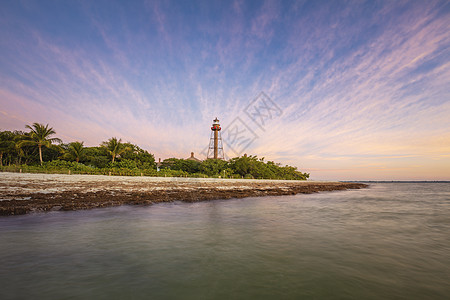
[207,117,224,159]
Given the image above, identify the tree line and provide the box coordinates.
[0,123,309,180]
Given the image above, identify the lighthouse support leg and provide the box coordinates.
[214,130,218,159]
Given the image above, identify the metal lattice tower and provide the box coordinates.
[207,117,224,159]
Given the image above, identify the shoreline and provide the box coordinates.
[0,172,368,216]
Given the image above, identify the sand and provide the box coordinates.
[0,172,367,216]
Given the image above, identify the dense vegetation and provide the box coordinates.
[0,123,309,180]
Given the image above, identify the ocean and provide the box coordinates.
[1,182,449,299]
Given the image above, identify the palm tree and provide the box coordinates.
[19,123,62,165]
[0,131,15,166]
[67,142,85,162]
[14,131,32,165]
[101,137,129,163]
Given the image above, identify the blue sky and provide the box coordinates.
[1,0,449,180]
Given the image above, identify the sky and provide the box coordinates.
[0,0,449,180]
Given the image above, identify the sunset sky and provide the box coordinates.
[1,0,449,180]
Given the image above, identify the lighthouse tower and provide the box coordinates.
[207,117,224,159]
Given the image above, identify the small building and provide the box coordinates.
[156,158,162,172]
[186,152,201,162]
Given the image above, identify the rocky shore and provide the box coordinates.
[0,173,367,216]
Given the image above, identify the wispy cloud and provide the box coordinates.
[231,1,450,179]
[0,0,448,180]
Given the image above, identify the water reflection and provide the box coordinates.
[1,183,449,299]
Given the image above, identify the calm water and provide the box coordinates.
[1,183,449,299]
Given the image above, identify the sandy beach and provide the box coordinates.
[0,172,367,216]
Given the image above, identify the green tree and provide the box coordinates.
[0,131,15,166]
[160,158,179,169]
[228,155,257,177]
[101,137,129,163]
[200,159,228,176]
[12,131,32,165]
[179,159,201,173]
[228,154,309,180]
[19,123,62,165]
[83,146,110,168]
[160,158,200,173]
[65,141,85,163]
[120,143,156,169]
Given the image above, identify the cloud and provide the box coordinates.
[0,0,448,180]
[223,1,450,179]
[250,0,279,41]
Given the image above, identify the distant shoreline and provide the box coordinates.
[0,172,367,216]
[343,181,450,183]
